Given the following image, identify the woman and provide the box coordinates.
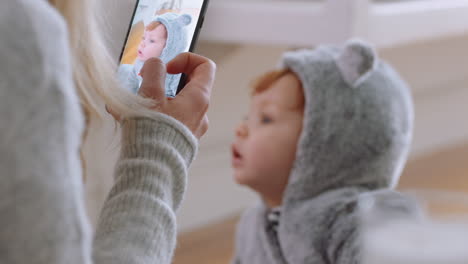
[0,0,216,263]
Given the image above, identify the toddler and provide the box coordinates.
[231,40,415,264]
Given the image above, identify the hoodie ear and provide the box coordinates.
[335,39,377,87]
[177,14,192,26]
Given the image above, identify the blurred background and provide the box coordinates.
[85,0,468,263]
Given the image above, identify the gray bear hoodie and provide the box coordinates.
[233,40,414,264]
[118,12,192,97]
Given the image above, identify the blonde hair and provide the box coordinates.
[48,0,156,123]
[48,0,158,180]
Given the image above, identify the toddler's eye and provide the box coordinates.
[261,115,273,124]
[150,40,156,43]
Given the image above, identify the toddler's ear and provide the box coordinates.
[335,39,377,87]
[177,14,192,26]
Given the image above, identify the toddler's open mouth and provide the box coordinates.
[231,145,243,167]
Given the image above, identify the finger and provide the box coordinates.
[105,105,121,121]
[200,115,210,137]
[196,115,210,139]
[172,59,216,108]
[167,53,216,91]
[139,58,167,100]
[201,115,209,135]
[167,52,212,74]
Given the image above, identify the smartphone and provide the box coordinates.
[118,0,209,97]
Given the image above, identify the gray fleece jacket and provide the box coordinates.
[233,40,415,264]
[0,1,196,263]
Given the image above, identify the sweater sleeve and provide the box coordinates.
[93,115,197,264]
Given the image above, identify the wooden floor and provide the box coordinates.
[173,216,239,264]
[172,144,468,264]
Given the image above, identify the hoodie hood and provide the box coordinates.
[155,12,192,96]
[281,39,414,204]
[154,12,192,65]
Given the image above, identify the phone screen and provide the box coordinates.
[118,0,208,97]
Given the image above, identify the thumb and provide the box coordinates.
[138,58,167,100]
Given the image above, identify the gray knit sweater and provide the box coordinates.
[0,1,196,263]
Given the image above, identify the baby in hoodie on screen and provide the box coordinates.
[231,40,415,264]
[118,12,192,97]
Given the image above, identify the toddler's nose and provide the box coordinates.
[235,122,248,138]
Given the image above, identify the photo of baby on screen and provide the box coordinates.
[118,0,202,97]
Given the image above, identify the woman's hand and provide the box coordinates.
[137,53,216,139]
[108,53,216,139]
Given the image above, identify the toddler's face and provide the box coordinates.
[232,73,304,207]
[137,25,168,61]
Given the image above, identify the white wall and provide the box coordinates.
[85,0,468,231]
